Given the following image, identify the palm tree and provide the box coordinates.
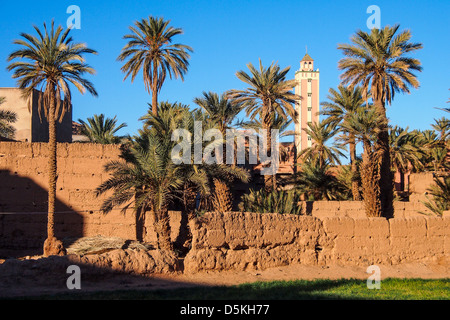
[341,106,387,217]
[193,91,244,136]
[7,21,97,256]
[194,91,244,165]
[295,159,346,201]
[421,176,450,216]
[338,24,423,217]
[98,102,250,251]
[297,121,346,168]
[320,85,366,200]
[431,117,450,143]
[389,126,424,191]
[78,114,127,144]
[118,16,193,116]
[97,129,193,251]
[414,128,449,173]
[237,112,296,165]
[0,97,18,140]
[226,59,300,191]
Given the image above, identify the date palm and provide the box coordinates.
[341,106,387,217]
[118,16,193,116]
[389,126,424,191]
[98,102,249,251]
[194,91,244,165]
[297,121,346,168]
[320,85,366,200]
[338,24,422,217]
[0,97,18,140]
[7,21,97,256]
[431,117,450,143]
[295,158,346,201]
[193,91,244,136]
[226,59,299,191]
[78,114,127,144]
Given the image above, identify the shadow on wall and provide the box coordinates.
[0,169,83,258]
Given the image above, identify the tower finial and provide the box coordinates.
[306,45,308,54]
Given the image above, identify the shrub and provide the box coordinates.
[238,189,302,215]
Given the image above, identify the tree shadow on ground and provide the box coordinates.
[11,278,369,300]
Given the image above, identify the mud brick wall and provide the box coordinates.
[305,200,430,218]
[0,142,180,249]
[184,212,449,272]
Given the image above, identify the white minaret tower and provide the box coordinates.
[294,50,320,156]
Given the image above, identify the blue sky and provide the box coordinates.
[0,0,449,139]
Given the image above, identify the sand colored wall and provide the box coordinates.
[0,142,180,249]
[184,212,449,272]
[0,142,442,260]
[304,200,430,218]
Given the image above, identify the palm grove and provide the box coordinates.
[5,16,449,256]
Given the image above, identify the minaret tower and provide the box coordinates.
[294,51,320,155]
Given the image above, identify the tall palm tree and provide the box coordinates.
[226,59,300,191]
[297,121,346,168]
[118,16,193,116]
[0,97,18,140]
[7,21,97,256]
[338,24,423,217]
[78,114,127,144]
[320,85,366,200]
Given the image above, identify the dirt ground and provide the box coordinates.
[0,259,448,298]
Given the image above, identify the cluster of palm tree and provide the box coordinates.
[5,14,447,255]
[293,25,431,218]
[5,16,196,255]
[96,103,250,251]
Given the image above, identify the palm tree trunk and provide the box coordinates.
[154,208,173,252]
[263,122,275,192]
[374,97,394,218]
[151,63,158,116]
[48,91,57,240]
[361,140,382,217]
[43,87,66,257]
[349,134,361,201]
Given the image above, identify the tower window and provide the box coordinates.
[308,93,312,97]
[308,107,312,111]
[308,79,312,83]
[308,136,312,141]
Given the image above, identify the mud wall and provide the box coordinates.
[0,142,180,249]
[184,212,449,272]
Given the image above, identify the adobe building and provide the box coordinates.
[0,88,72,143]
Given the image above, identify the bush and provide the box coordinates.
[238,189,302,215]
